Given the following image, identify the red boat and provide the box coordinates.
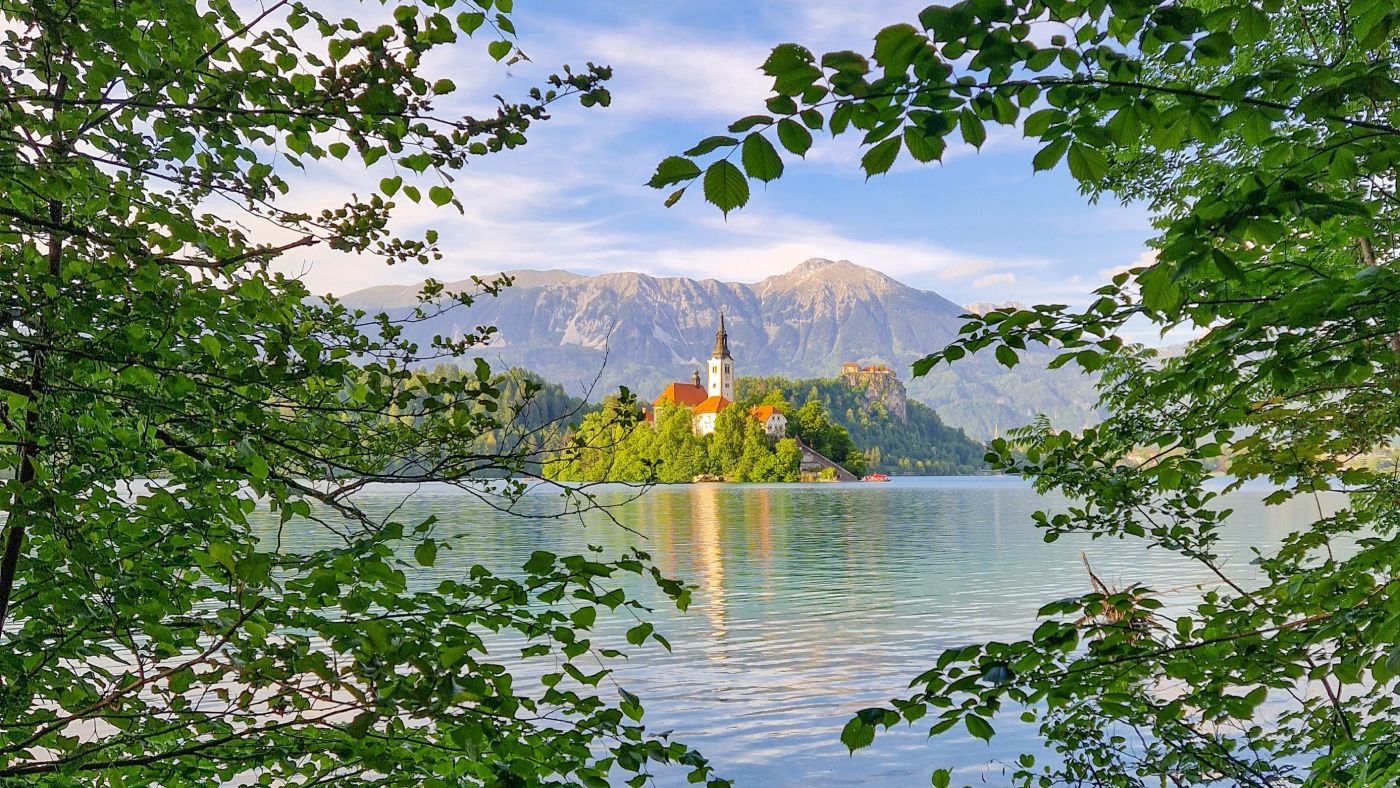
[862,473,890,482]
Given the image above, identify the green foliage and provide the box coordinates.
[546,400,802,483]
[737,377,985,475]
[669,0,1400,784]
[0,3,725,786]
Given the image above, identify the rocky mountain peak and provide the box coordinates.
[963,300,1029,315]
[758,258,906,298]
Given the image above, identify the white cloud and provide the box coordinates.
[1097,249,1156,281]
[972,272,1016,288]
[565,25,772,119]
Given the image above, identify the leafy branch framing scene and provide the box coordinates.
[1,0,1396,786]
[0,0,722,785]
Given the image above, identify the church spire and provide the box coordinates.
[712,312,733,360]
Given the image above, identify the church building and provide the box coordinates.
[652,314,737,436]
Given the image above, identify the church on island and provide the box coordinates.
[648,314,787,437]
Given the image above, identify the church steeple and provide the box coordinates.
[706,313,734,401]
[712,312,733,360]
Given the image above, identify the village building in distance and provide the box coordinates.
[650,314,788,438]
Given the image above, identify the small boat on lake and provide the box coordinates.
[862,473,890,482]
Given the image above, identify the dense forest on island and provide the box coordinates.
[546,398,811,484]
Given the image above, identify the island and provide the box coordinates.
[544,316,985,483]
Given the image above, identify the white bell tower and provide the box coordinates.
[707,313,734,400]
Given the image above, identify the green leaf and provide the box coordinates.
[959,109,986,148]
[523,550,556,574]
[840,717,875,751]
[1022,108,1061,138]
[861,137,901,178]
[762,43,821,94]
[487,40,512,61]
[1065,143,1109,182]
[995,345,1019,368]
[625,622,653,646]
[380,176,402,196]
[648,156,702,188]
[702,160,749,214]
[207,543,236,572]
[414,539,437,567]
[684,135,739,157]
[728,114,774,133]
[740,133,783,182]
[872,23,923,74]
[1385,644,1400,678]
[965,714,994,741]
[776,118,813,156]
[457,11,485,34]
[429,186,453,206]
[1032,138,1069,172]
[903,126,946,163]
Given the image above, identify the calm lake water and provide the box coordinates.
[261,477,1335,786]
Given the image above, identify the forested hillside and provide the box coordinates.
[737,376,986,475]
[413,365,595,475]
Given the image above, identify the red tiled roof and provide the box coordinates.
[692,395,731,415]
[749,405,779,423]
[654,382,707,409]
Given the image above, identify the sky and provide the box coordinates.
[276,0,1157,308]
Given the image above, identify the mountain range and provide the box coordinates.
[339,258,1100,438]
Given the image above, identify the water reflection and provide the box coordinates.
[257,477,1338,787]
[691,484,728,651]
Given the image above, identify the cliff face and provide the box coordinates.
[841,368,908,424]
[339,258,1100,438]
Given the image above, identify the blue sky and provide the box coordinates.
[280,0,1156,308]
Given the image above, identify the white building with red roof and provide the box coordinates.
[747,405,787,437]
[650,315,751,436]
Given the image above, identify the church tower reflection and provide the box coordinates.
[690,483,728,658]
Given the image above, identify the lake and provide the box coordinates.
[260,476,1334,786]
